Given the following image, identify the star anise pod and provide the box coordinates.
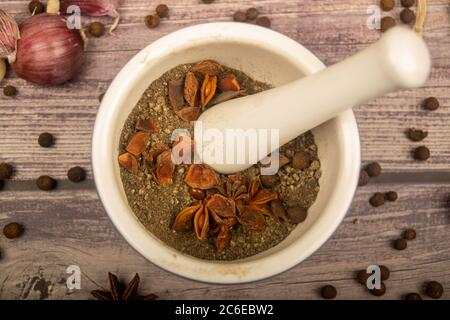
[91,272,158,301]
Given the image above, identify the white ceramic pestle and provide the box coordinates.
[195,26,431,174]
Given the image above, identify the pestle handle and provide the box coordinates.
[196,27,431,174]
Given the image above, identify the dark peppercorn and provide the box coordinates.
[380,0,395,11]
[260,175,278,188]
[189,188,206,200]
[0,180,4,190]
[423,97,439,111]
[404,292,422,300]
[89,22,105,37]
[393,238,407,250]
[370,192,385,207]
[401,0,415,7]
[201,0,215,3]
[233,11,247,22]
[3,222,24,239]
[366,162,381,177]
[287,206,307,224]
[292,151,310,170]
[403,228,416,240]
[36,175,57,191]
[38,132,54,148]
[29,0,45,14]
[0,163,13,180]
[145,15,160,28]
[400,8,416,24]
[357,270,370,286]
[369,282,386,297]
[246,7,259,20]
[3,85,17,97]
[380,16,396,32]
[385,191,398,202]
[425,281,444,299]
[358,170,370,186]
[321,285,337,299]
[68,166,86,183]
[380,265,390,281]
[407,128,428,142]
[413,146,430,161]
[156,4,169,18]
[255,16,271,28]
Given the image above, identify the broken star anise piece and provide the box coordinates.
[136,117,159,133]
[145,143,169,166]
[91,272,158,301]
[216,218,238,252]
[153,150,175,186]
[185,164,221,190]
[209,90,247,107]
[190,60,223,76]
[118,152,138,174]
[126,131,149,156]
[168,78,185,112]
[219,74,240,92]
[172,203,202,232]
[237,205,267,231]
[184,71,199,107]
[206,194,236,219]
[175,106,201,122]
[200,74,217,107]
[247,176,278,217]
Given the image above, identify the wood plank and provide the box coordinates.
[0,183,448,299]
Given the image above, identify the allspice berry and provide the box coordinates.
[358,170,370,186]
[292,152,310,170]
[370,192,385,207]
[260,175,278,188]
[145,15,160,28]
[385,191,398,202]
[29,0,45,14]
[404,292,422,300]
[369,282,386,297]
[380,16,396,32]
[380,0,395,11]
[38,132,54,148]
[3,85,17,97]
[380,265,390,281]
[425,281,444,299]
[156,4,169,18]
[366,162,382,177]
[246,7,259,20]
[400,8,416,24]
[403,228,416,240]
[356,270,370,285]
[413,146,430,161]
[189,187,206,200]
[423,97,440,111]
[255,16,271,28]
[401,0,415,8]
[393,238,407,250]
[320,285,337,299]
[68,166,86,183]
[3,222,24,239]
[233,11,247,22]
[36,175,57,191]
[201,0,215,3]
[0,163,13,180]
[270,200,288,221]
[89,22,105,37]
[0,180,4,191]
[287,206,307,224]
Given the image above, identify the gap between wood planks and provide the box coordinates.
[2,172,450,191]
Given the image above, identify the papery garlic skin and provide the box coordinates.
[0,59,6,83]
[60,0,119,17]
[0,9,20,63]
[13,14,84,85]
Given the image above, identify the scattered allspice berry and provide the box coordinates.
[0,180,4,190]
[38,132,54,148]
[401,0,415,7]
[380,0,395,11]
[287,206,307,224]
[358,169,370,186]
[400,8,416,24]
[89,22,105,37]
[292,151,310,170]
[0,163,13,180]
[380,16,396,32]
[425,281,444,299]
[413,146,430,161]
[380,265,390,281]
[404,292,422,300]
[403,228,416,240]
[393,238,407,250]
[233,11,247,22]
[385,191,398,202]
[366,162,382,177]
[201,0,215,3]
[260,175,278,188]
[370,192,385,207]
[145,15,160,29]
[369,282,386,297]
[29,0,45,14]
[255,16,271,28]
[36,175,57,191]
[246,7,259,20]
[356,270,370,285]
[68,166,86,183]
[156,4,169,18]
[407,128,428,142]
[423,97,439,111]
[3,85,17,97]
[3,222,24,239]
[320,285,337,299]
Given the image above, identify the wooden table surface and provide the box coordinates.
[0,0,449,300]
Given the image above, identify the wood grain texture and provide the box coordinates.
[0,0,449,300]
